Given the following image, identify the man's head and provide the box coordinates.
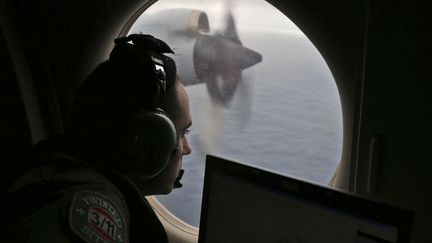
[134,78,192,194]
[66,34,192,194]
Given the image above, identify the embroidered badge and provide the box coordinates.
[69,191,127,243]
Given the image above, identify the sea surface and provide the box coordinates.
[156,29,343,227]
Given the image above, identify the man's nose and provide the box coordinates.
[182,137,192,155]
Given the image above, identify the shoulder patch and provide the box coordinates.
[69,191,128,243]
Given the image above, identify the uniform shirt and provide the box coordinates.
[0,153,168,243]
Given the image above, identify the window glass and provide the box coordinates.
[128,0,343,227]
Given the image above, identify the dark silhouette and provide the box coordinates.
[0,34,192,243]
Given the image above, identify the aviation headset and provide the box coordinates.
[70,34,179,179]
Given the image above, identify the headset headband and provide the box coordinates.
[110,34,177,108]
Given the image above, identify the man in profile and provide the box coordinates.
[1,34,192,242]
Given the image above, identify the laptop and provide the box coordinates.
[198,155,413,243]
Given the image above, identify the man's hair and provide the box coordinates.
[67,35,179,136]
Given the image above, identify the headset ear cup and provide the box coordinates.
[121,110,177,178]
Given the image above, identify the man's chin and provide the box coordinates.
[161,188,173,195]
[157,184,174,195]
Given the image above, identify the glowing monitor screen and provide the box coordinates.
[198,155,413,243]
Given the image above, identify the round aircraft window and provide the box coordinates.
[128,0,342,227]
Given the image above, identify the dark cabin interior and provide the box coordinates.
[1,0,430,242]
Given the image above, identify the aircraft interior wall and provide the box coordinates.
[0,30,32,192]
[354,1,432,241]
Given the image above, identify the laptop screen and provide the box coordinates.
[198,155,413,243]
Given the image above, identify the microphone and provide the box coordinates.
[173,169,184,189]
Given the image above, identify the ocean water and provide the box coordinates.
[156,29,343,227]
